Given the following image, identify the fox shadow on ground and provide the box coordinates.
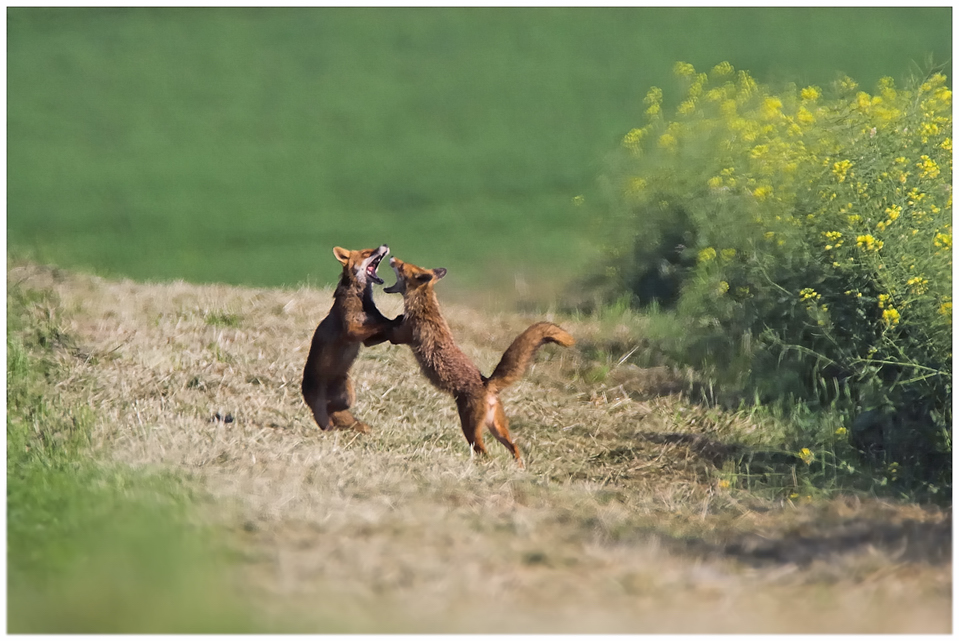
[674,512,951,568]
[559,341,952,571]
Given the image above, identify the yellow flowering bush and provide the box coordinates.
[602,62,952,483]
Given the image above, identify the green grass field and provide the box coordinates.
[7,279,262,632]
[7,7,951,297]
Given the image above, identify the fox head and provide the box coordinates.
[333,244,389,287]
[383,257,447,296]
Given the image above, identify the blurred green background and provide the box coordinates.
[7,7,952,297]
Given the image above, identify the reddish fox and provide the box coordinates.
[301,245,400,433]
[383,256,574,466]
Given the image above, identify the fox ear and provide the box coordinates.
[333,246,351,265]
[415,272,434,284]
[432,268,447,280]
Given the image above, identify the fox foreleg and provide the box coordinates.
[362,314,405,347]
[383,319,414,346]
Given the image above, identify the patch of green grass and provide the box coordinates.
[7,7,951,297]
[205,308,242,328]
[6,283,263,633]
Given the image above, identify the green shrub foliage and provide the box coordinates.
[602,62,951,486]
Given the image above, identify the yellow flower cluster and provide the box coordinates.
[906,276,928,295]
[878,76,897,101]
[823,230,843,250]
[801,86,821,102]
[887,461,900,481]
[614,63,951,381]
[918,155,940,179]
[712,61,734,78]
[876,294,902,326]
[838,76,858,93]
[621,127,645,152]
[644,86,663,118]
[832,160,853,183]
[856,234,883,252]
[673,61,696,77]
[761,97,783,120]
[882,307,901,326]
[753,185,772,201]
[933,230,952,250]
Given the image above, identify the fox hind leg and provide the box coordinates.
[331,410,370,434]
[456,395,488,457]
[303,363,336,430]
[327,376,371,434]
[304,385,333,430]
[487,396,523,467]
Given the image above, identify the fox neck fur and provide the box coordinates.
[331,272,379,332]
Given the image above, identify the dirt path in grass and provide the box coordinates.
[11,261,951,634]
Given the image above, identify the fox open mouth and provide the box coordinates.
[366,253,385,285]
[383,259,401,293]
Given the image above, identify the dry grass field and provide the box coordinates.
[9,261,951,634]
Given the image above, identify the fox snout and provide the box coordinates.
[383,264,403,294]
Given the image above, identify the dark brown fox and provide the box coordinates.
[301,245,400,433]
[383,256,574,466]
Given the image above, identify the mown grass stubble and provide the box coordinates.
[7,260,950,633]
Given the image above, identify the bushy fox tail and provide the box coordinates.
[485,322,574,394]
